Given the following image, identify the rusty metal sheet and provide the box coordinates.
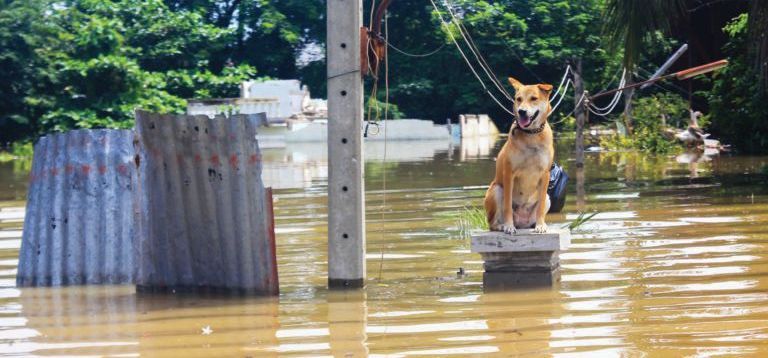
[16,129,138,286]
[134,110,277,295]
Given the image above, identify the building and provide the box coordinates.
[186,80,327,122]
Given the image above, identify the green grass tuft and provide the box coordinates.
[457,206,599,237]
[457,206,488,239]
[566,211,599,231]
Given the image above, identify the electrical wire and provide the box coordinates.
[378,12,390,281]
[588,98,623,116]
[596,67,624,93]
[384,37,445,57]
[429,0,515,116]
[549,92,586,125]
[590,71,626,112]
[442,0,514,101]
[587,69,628,116]
[433,0,578,117]
[550,79,573,113]
[500,40,544,82]
[549,65,572,103]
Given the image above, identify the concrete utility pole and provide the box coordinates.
[327,0,366,288]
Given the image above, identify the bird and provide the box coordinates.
[674,110,709,147]
[201,325,213,335]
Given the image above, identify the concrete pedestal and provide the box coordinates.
[471,229,570,290]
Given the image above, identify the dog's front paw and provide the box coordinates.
[534,223,548,233]
[500,224,517,235]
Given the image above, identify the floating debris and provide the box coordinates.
[201,325,213,335]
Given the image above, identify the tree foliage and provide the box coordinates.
[707,13,768,153]
[602,0,685,70]
[381,0,616,130]
[0,0,765,154]
[0,0,257,142]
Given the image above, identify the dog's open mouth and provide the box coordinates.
[518,110,539,128]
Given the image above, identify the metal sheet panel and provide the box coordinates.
[134,110,277,295]
[16,129,138,286]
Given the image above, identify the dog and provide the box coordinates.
[483,77,554,234]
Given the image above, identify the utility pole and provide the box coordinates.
[572,59,586,168]
[327,0,365,289]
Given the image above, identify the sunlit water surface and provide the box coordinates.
[1,137,768,357]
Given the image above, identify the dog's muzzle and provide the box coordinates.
[517,109,539,128]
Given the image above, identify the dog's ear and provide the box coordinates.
[537,83,553,96]
[508,77,524,91]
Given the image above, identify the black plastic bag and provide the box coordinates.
[548,163,568,213]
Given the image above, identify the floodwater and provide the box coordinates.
[1,136,768,356]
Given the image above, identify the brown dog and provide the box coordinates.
[483,77,554,234]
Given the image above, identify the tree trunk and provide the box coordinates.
[572,58,586,168]
[622,70,635,135]
[749,0,768,94]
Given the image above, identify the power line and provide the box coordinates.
[429,0,516,116]
[442,0,514,101]
[549,92,586,125]
[384,37,445,58]
[550,79,573,113]
[549,65,573,103]
[590,69,626,112]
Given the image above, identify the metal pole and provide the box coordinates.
[591,60,728,101]
[591,73,675,101]
[327,0,366,289]
[640,43,688,90]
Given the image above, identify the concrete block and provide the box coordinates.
[470,229,571,253]
[471,228,571,289]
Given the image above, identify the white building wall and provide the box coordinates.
[240,80,309,119]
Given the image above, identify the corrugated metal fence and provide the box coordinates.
[134,111,278,295]
[17,129,138,286]
[17,112,277,295]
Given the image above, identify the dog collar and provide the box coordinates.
[512,120,546,135]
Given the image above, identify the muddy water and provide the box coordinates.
[2,137,768,356]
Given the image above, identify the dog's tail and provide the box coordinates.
[484,183,500,228]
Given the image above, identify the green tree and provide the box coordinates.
[380,0,614,130]
[601,0,686,134]
[163,0,327,95]
[0,0,57,144]
[707,13,768,153]
[0,0,257,141]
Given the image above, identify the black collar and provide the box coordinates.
[511,119,546,135]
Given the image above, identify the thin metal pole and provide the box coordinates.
[591,59,728,101]
[641,43,688,90]
[327,0,365,289]
[591,73,676,101]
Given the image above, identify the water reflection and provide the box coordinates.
[329,290,368,357]
[261,136,498,189]
[1,137,768,355]
[7,286,283,356]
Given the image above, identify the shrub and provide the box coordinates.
[365,97,405,120]
[602,92,687,154]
